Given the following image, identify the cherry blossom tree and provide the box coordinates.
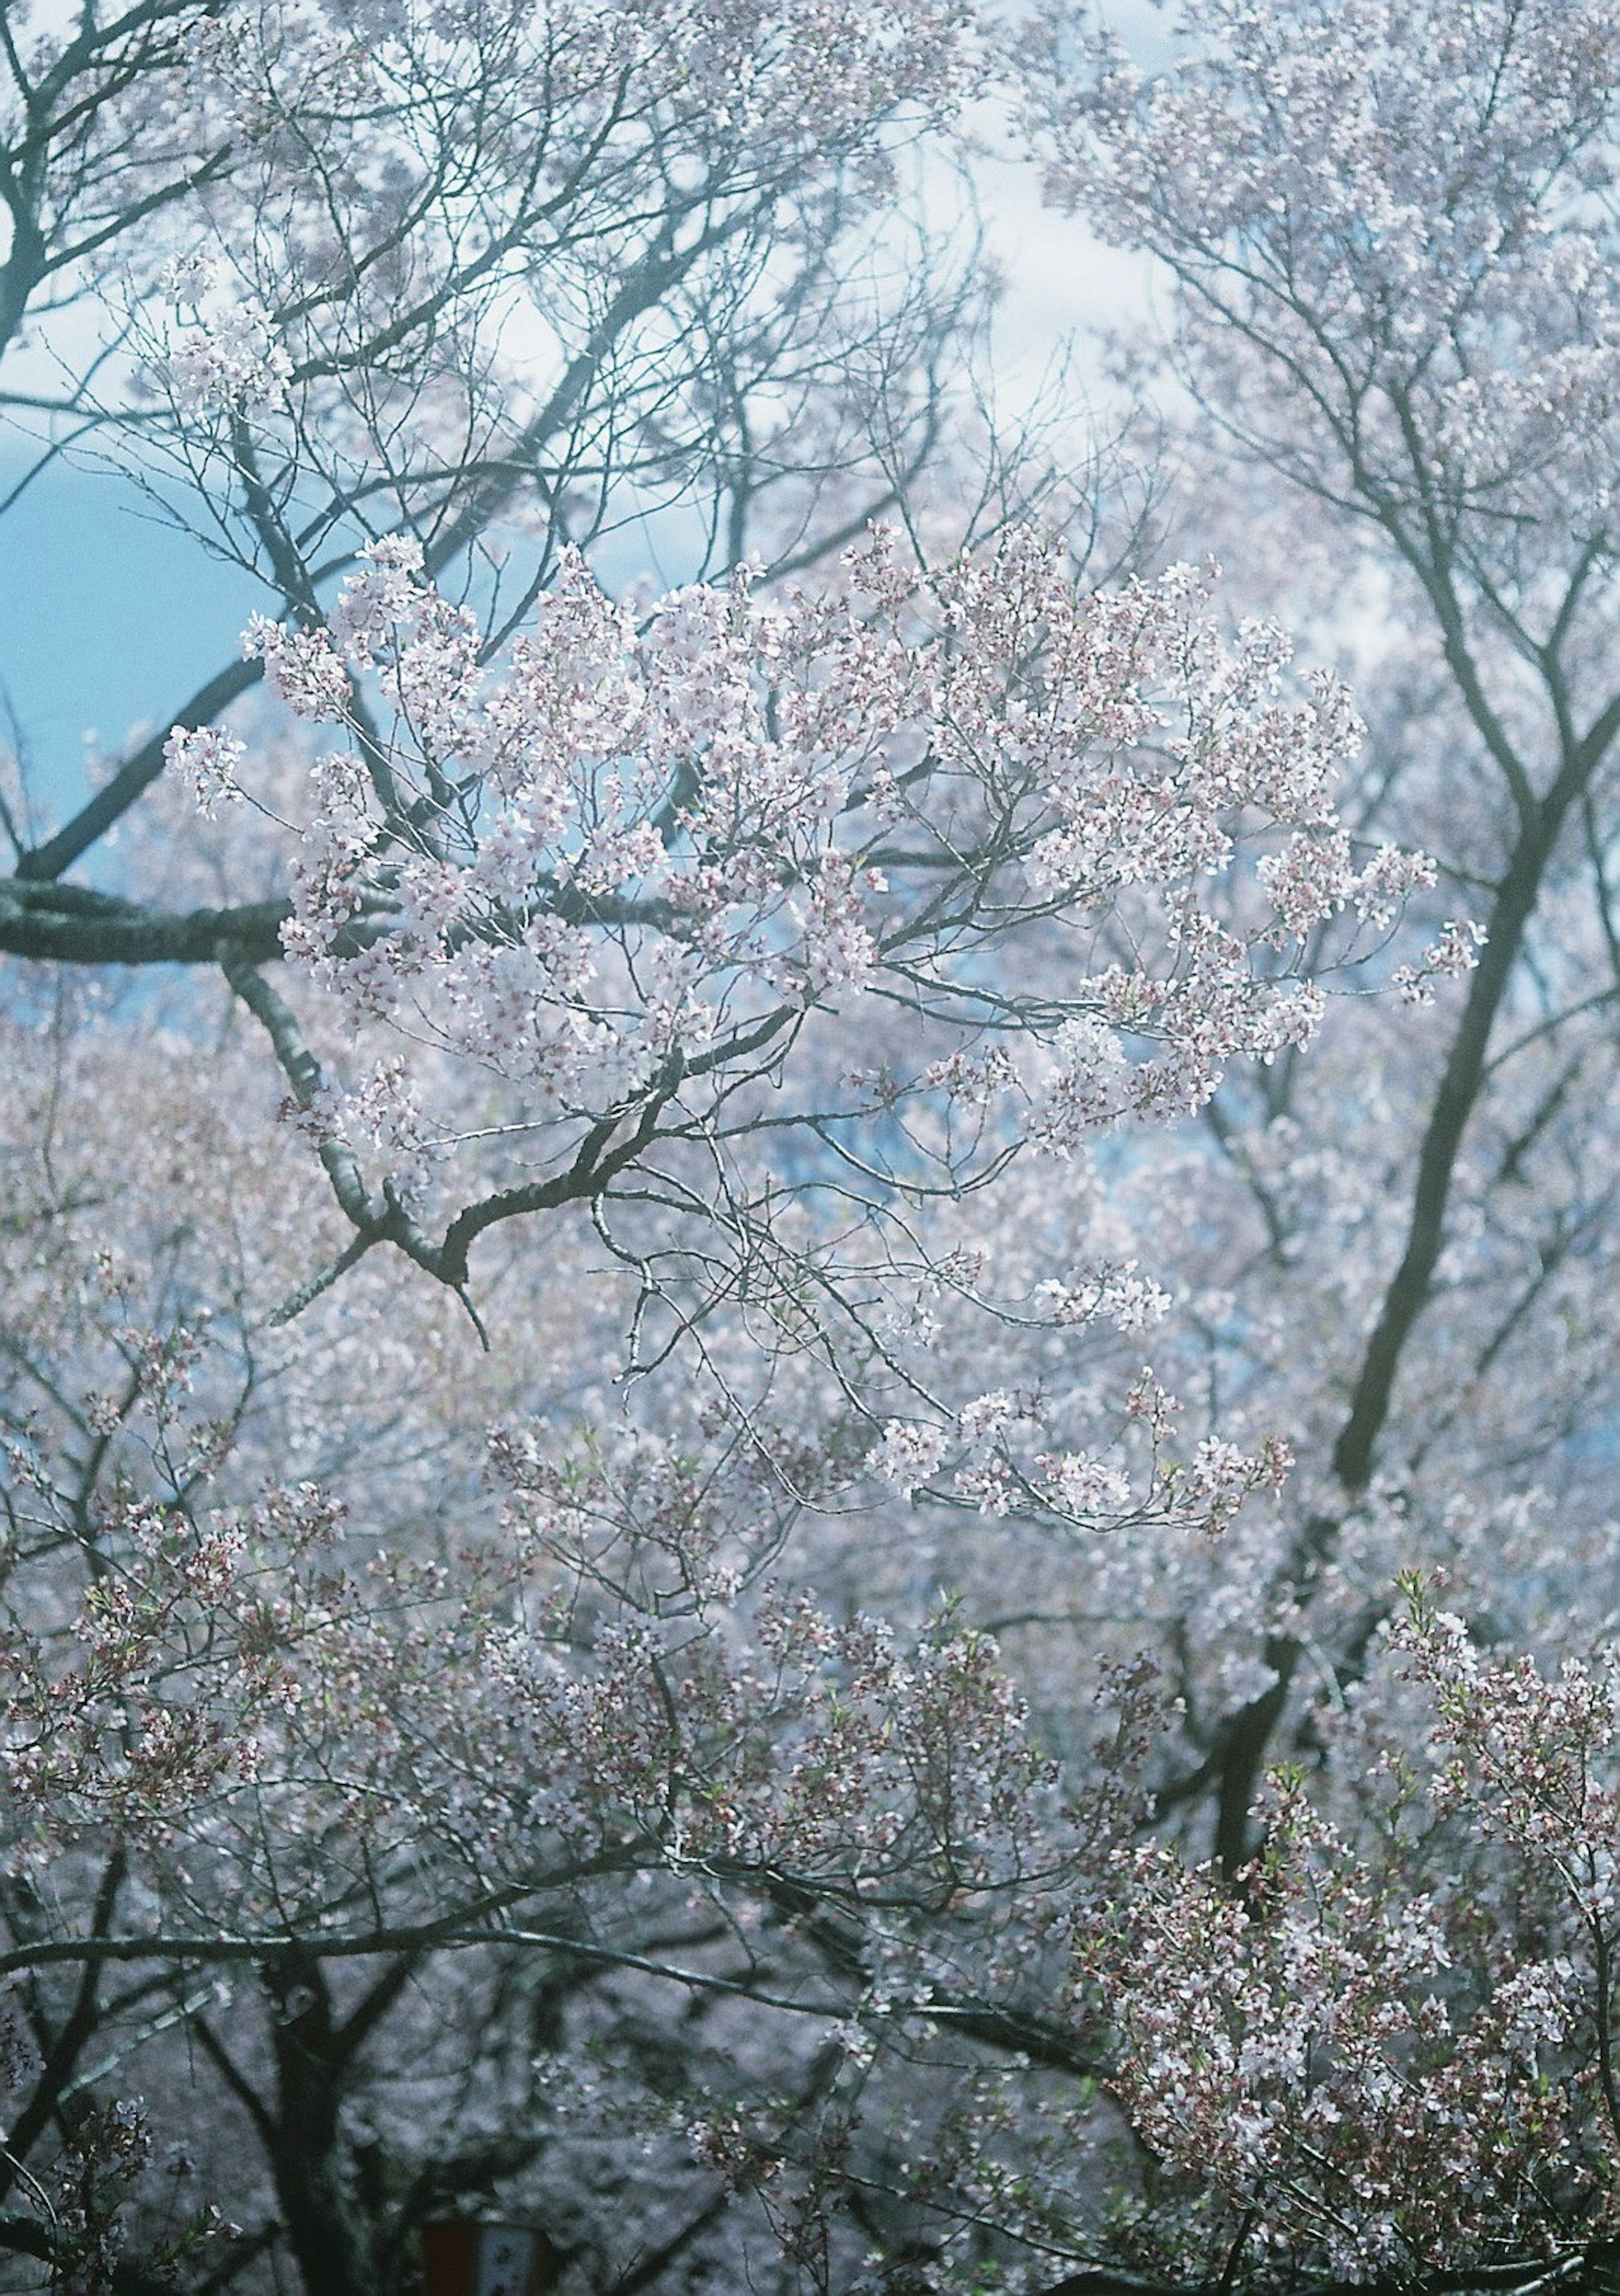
[913,0,1620,2276]
[1,3,1354,2288]
[0,516,1400,2291]
[10,0,1620,2292]
[1012,0,1620,1833]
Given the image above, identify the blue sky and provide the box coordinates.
[0,451,263,825]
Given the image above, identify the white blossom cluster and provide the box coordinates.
[198,528,1410,1235]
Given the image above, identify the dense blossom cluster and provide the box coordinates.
[172,530,1408,1215]
[1023,0,1620,549]
[1101,1775,1589,2277]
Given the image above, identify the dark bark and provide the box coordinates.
[260,1950,381,2296]
[0,881,289,965]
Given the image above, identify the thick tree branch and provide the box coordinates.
[0,882,288,965]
